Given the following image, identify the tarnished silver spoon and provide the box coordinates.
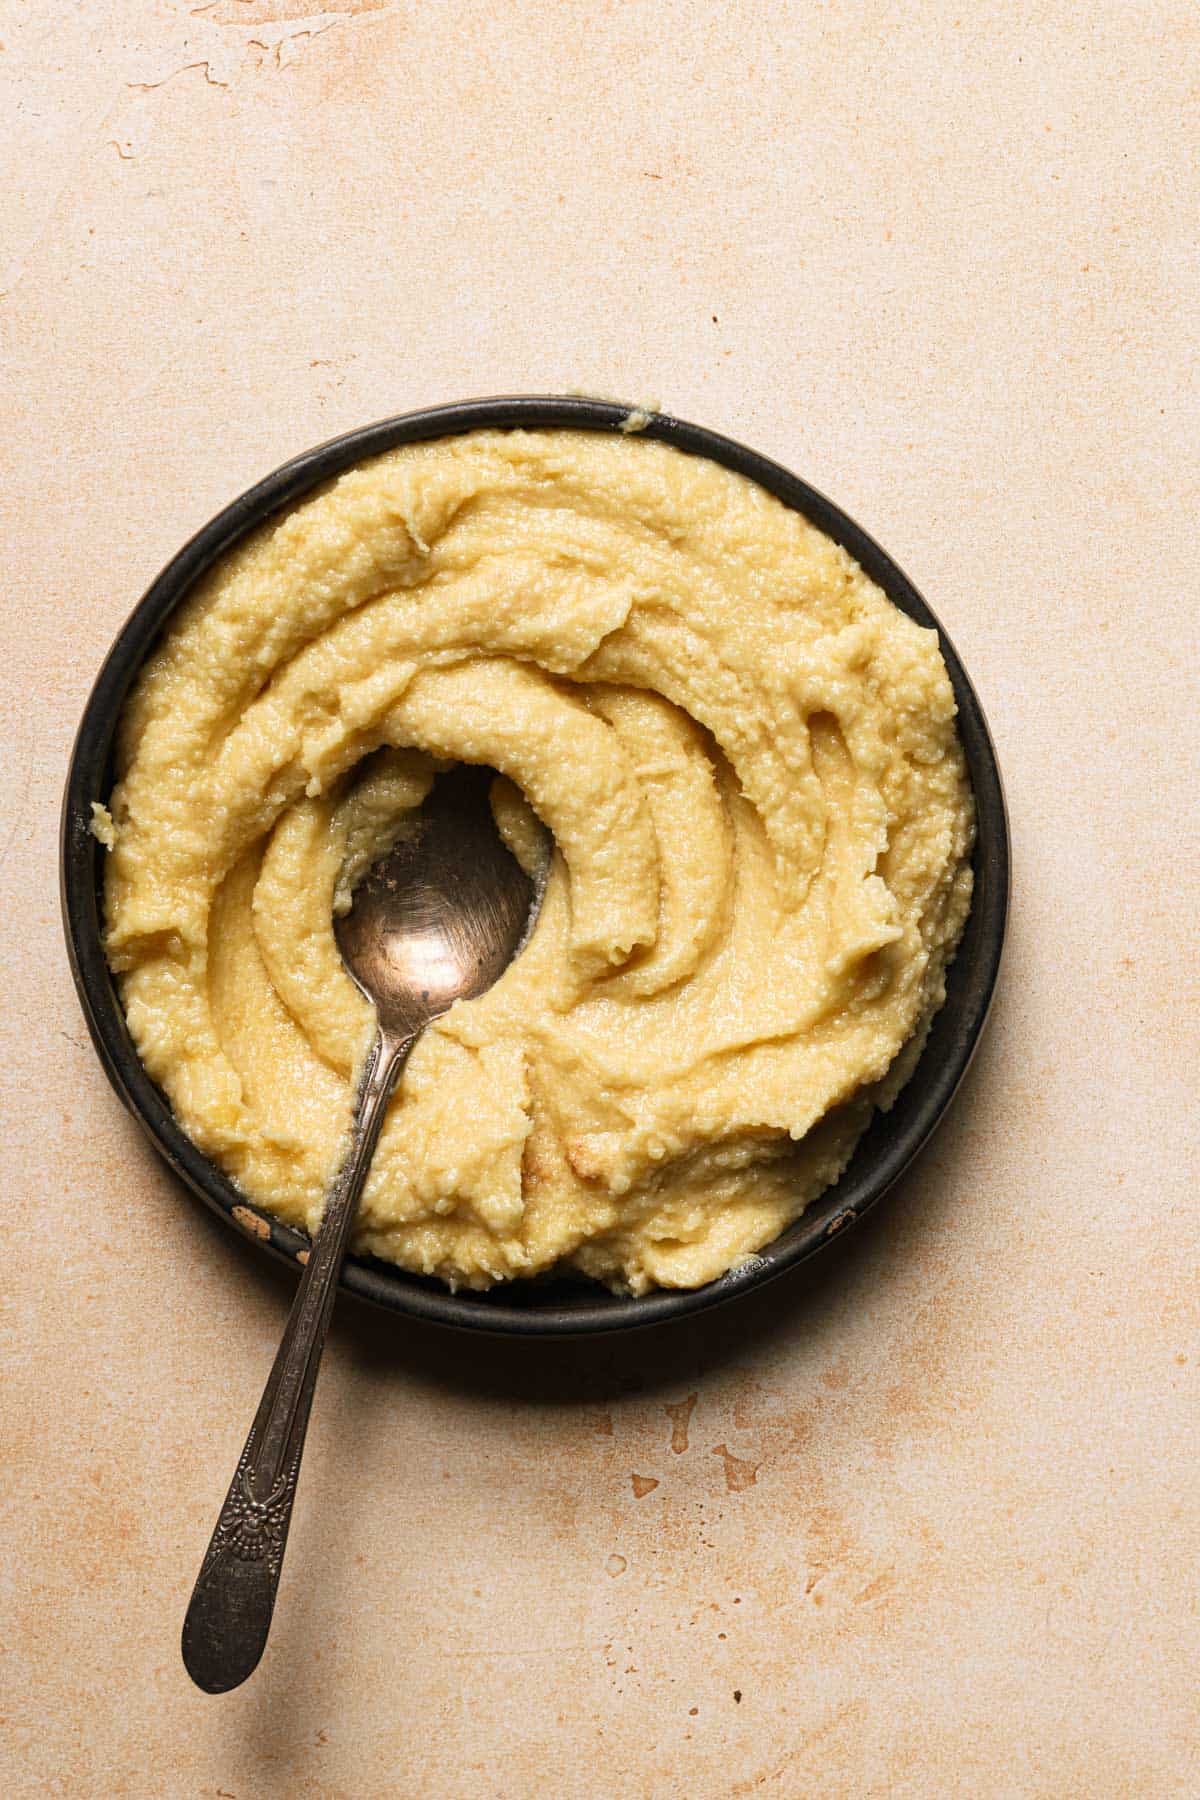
[182,765,543,1694]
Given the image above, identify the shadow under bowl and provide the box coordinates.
[60,396,1009,1336]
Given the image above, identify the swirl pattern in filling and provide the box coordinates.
[103,430,974,1292]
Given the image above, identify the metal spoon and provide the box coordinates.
[182,765,543,1694]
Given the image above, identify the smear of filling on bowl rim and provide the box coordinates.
[101,429,974,1293]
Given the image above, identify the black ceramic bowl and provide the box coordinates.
[61,397,1008,1336]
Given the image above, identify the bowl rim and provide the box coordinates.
[60,394,1009,1336]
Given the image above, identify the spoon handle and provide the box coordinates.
[181,1027,412,1694]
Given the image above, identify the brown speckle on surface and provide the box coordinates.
[606,1555,627,1578]
[712,1444,761,1493]
[631,1473,659,1499]
[665,1392,698,1454]
[854,1571,896,1606]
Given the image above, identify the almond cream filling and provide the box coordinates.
[103,430,973,1293]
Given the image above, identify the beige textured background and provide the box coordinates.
[3,2,1197,1795]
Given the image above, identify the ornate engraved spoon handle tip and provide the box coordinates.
[181,1028,411,1695]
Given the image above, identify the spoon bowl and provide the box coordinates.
[336,765,541,1039]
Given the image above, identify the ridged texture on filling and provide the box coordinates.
[103,430,974,1292]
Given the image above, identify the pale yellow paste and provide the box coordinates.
[102,430,973,1293]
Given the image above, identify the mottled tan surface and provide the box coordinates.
[2,3,1197,1795]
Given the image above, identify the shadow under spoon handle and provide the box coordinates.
[181,1028,412,1694]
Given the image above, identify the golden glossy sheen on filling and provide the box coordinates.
[102,430,974,1292]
